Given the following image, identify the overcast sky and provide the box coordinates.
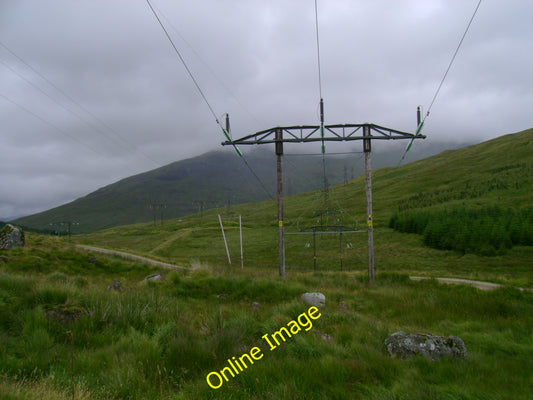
[1,0,532,219]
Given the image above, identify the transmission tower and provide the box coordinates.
[222,121,425,281]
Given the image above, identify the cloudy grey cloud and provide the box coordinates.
[1,0,532,219]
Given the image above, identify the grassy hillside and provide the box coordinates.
[2,128,532,399]
[385,128,533,256]
[13,142,459,233]
[77,128,533,282]
[1,234,532,400]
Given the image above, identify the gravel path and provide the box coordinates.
[410,276,530,291]
[75,245,530,290]
[76,245,187,270]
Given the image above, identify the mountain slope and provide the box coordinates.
[13,141,457,233]
[74,127,533,279]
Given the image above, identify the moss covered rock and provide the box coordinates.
[0,224,25,250]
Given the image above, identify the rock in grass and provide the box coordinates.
[46,308,81,324]
[301,292,325,308]
[0,224,25,250]
[338,301,350,312]
[107,278,123,292]
[385,331,467,361]
[314,330,333,342]
[142,273,164,283]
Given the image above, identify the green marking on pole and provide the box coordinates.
[416,121,425,136]
[222,129,232,142]
[222,128,242,157]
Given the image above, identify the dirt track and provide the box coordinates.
[410,276,530,292]
[75,245,530,290]
[76,245,187,270]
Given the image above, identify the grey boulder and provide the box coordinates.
[142,273,164,283]
[0,224,25,250]
[385,331,467,361]
[301,292,325,308]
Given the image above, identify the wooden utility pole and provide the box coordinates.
[150,202,166,225]
[363,125,374,283]
[218,214,231,264]
[193,200,205,218]
[339,227,344,271]
[343,165,348,185]
[49,221,78,240]
[276,128,285,277]
[221,123,425,280]
[239,215,244,269]
[313,226,317,271]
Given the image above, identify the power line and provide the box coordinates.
[149,4,267,129]
[314,0,323,101]
[425,0,483,119]
[398,0,482,166]
[0,58,127,153]
[145,0,273,199]
[0,92,104,157]
[0,41,160,167]
[285,151,364,157]
[145,0,220,127]
[314,0,329,203]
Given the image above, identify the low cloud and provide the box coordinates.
[1,0,531,218]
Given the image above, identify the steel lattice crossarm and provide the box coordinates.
[221,123,426,146]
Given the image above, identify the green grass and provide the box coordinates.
[2,128,533,398]
[74,128,533,275]
[1,234,533,399]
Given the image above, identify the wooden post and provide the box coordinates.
[313,226,317,271]
[276,128,285,277]
[218,214,231,264]
[239,215,244,269]
[363,124,374,283]
[339,228,343,271]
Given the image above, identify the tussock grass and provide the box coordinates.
[5,125,533,400]
[0,374,94,400]
[2,235,533,399]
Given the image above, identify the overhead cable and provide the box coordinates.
[0,92,104,157]
[149,4,266,128]
[0,41,160,167]
[314,0,323,101]
[145,0,219,127]
[145,0,273,199]
[425,0,483,120]
[398,0,482,165]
